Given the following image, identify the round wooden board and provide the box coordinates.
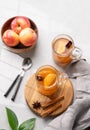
[24,74,74,117]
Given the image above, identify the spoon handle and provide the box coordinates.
[4,74,20,97]
[11,76,23,101]
[11,71,25,101]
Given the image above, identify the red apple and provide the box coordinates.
[19,27,37,46]
[11,16,31,34]
[2,29,19,47]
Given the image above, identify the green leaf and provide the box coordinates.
[18,118,36,130]
[6,107,19,130]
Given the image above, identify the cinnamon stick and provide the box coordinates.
[66,41,72,48]
[41,103,62,117]
[42,95,64,109]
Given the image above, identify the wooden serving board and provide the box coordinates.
[24,74,74,117]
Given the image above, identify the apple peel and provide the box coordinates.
[19,27,37,46]
[11,16,31,34]
[2,29,19,47]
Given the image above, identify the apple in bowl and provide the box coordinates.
[2,29,19,47]
[1,16,38,53]
[11,16,31,34]
[19,27,37,46]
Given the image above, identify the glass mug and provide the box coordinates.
[35,65,67,96]
[52,34,82,67]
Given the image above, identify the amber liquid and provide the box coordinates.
[52,38,74,67]
[35,65,59,96]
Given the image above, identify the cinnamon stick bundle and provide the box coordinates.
[41,103,62,117]
[42,95,64,109]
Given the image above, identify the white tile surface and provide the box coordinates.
[0,49,23,93]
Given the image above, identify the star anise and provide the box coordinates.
[32,101,41,109]
[36,75,43,81]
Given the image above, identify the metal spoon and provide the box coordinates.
[4,57,32,101]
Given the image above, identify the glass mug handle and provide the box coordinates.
[58,73,68,88]
[71,47,82,63]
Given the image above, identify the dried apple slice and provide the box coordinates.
[57,42,65,54]
[44,73,56,88]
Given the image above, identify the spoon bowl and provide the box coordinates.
[22,57,32,71]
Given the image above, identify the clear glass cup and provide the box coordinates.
[52,34,82,67]
[35,65,67,96]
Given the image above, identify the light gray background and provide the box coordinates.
[0,0,90,129]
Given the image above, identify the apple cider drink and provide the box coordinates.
[35,65,60,96]
[52,34,82,67]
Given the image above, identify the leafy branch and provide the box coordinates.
[0,107,36,130]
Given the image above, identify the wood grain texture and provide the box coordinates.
[24,74,74,117]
